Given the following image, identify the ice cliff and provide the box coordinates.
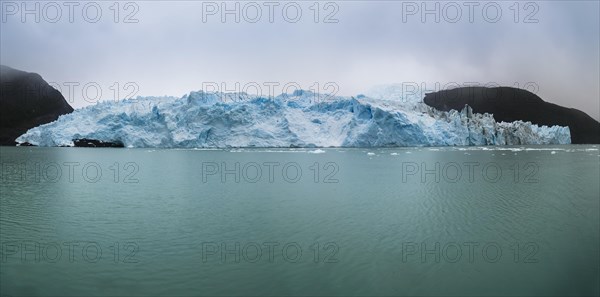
[16,90,571,147]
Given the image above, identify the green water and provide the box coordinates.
[1,145,599,296]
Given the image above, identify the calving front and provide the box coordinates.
[17,90,571,148]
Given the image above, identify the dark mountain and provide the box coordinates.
[423,87,600,144]
[0,65,74,145]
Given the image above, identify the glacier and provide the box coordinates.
[16,90,571,148]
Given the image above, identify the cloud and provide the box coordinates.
[1,1,598,120]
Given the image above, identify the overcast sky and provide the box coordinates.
[1,1,599,120]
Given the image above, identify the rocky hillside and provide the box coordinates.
[0,65,74,145]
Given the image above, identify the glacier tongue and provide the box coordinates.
[16,91,571,148]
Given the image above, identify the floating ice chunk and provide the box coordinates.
[309,149,326,154]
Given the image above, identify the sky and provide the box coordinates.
[1,0,599,120]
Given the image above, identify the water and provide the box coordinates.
[1,145,599,296]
